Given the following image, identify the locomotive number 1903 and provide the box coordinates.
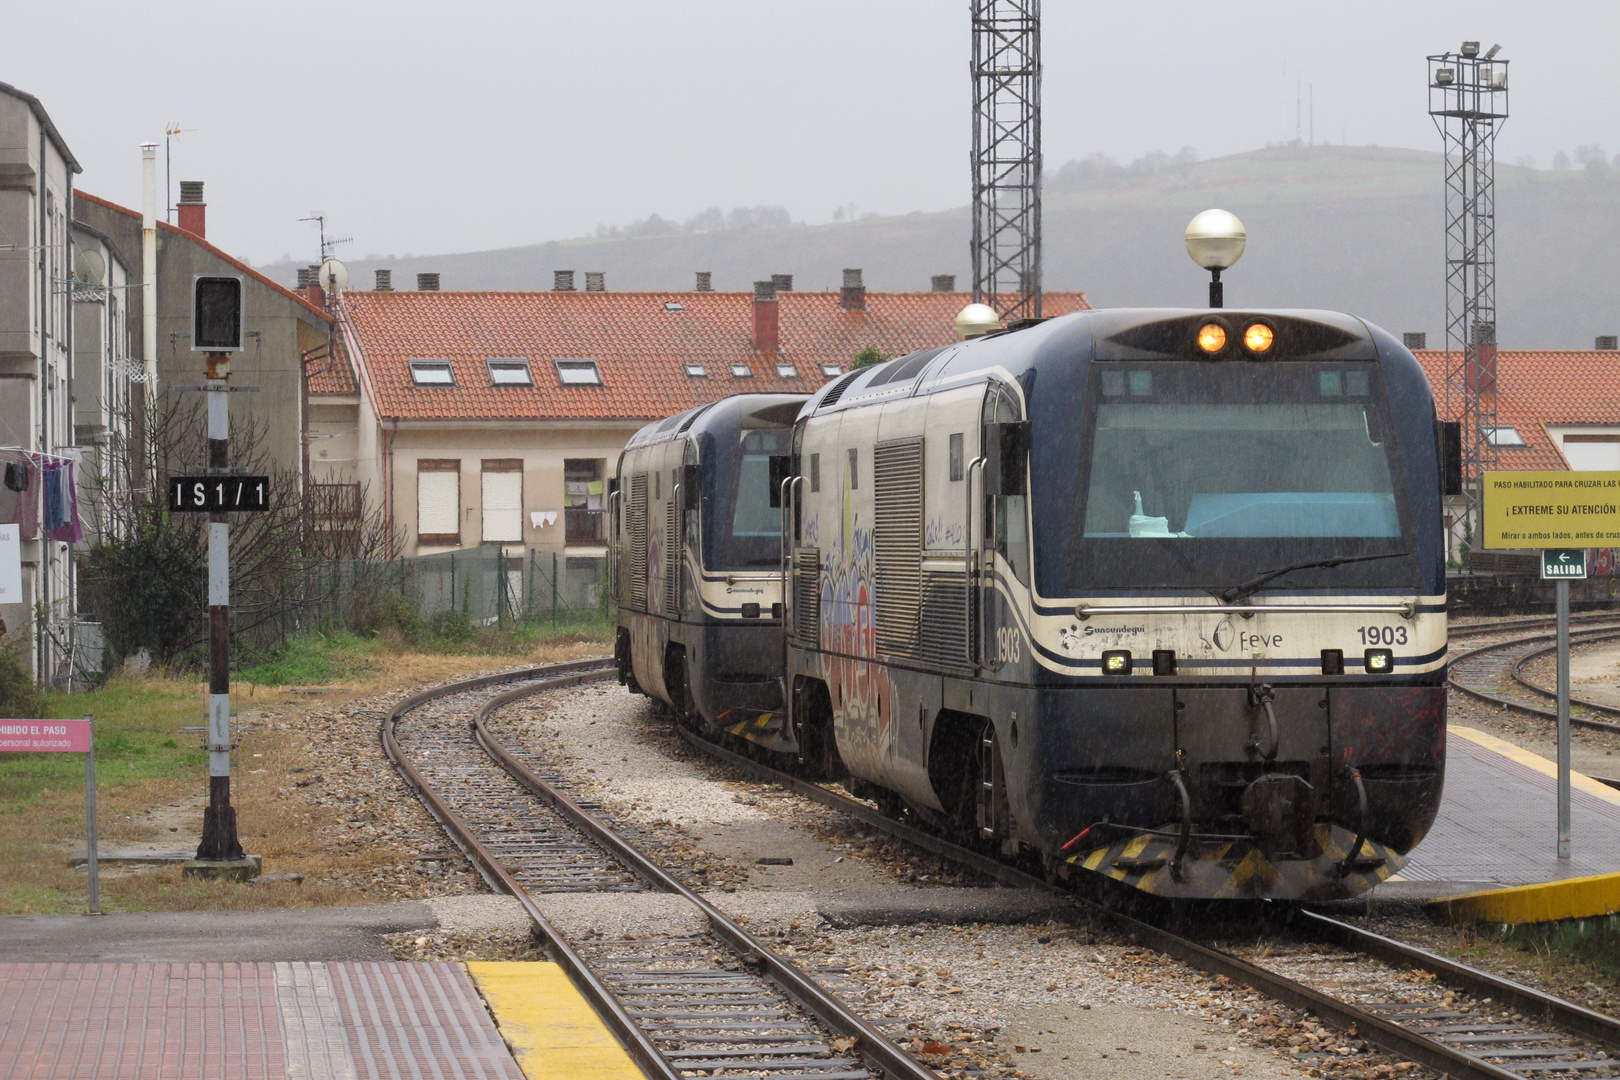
[996,626,1023,664]
[1357,625,1408,646]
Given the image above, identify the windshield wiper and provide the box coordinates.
[1216,551,1410,605]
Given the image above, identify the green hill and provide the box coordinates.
[267,146,1620,349]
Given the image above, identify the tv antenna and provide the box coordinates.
[298,215,352,265]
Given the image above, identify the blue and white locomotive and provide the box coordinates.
[779,309,1448,900]
[613,394,806,739]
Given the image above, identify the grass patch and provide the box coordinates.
[1500,917,1620,982]
[239,630,376,687]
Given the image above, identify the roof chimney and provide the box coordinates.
[299,264,323,306]
[585,271,606,292]
[840,268,866,312]
[177,180,206,239]
[553,270,576,291]
[374,269,393,291]
[1402,332,1427,350]
[771,273,793,293]
[695,271,713,291]
[1598,336,1618,351]
[417,273,440,291]
[1469,322,1496,394]
[931,274,956,292]
[752,280,779,352]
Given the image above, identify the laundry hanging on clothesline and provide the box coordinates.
[0,451,82,543]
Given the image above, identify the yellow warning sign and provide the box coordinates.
[1482,471,1620,549]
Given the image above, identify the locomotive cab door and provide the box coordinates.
[979,385,1029,672]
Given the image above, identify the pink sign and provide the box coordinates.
[0,719,91,753]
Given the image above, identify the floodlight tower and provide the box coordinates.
[1429,41,1508,553]
[971,0,1042,321]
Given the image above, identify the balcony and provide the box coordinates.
[565,507,606,544]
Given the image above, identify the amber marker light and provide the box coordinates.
[1196,322,1228,353]
[1244,322,1275,353]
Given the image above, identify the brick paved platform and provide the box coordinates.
[1386,725,1620,898]
[0,961,530,1079]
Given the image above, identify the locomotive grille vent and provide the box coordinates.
[917,572,971,670]
[628,474,648,610]
[664,499,680,614]
[873,438,924,655]
[794,547,820,646]
[817,369,862,409]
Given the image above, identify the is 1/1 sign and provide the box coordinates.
[168,475,271,513]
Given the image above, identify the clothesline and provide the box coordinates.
[0,447,76,467]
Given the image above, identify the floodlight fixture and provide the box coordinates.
[1184,209,1246,308]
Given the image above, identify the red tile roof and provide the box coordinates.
[74,191,333,324]
[339,289,1091,422]
[308,333,358,394]
[1414,349,1620,471]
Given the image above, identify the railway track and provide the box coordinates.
[676,727,1620,1080]
[1447,621,1620,732]
[382,658,938,1080]
[379,657,1620,1080]
[1450,612,1620,641]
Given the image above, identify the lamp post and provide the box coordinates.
[1185,209,1247,308]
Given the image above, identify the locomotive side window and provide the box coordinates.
[810,453,820,493]
[847,448,859,489]
[949,434,964,481]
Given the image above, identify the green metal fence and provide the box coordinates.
[286,548,606,638]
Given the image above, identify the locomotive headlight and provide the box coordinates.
[1364,648,1394,673]
[1196,322,1228,353]
[1243,322,1275,353]
[1102,650,1132,674]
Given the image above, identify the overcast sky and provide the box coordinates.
[5,2,1615,265]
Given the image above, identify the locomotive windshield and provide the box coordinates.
[712,426,792,569]
[1067,361,1415,591]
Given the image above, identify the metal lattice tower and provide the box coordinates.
[971,0,1041,321]
[1429,43,1508,548]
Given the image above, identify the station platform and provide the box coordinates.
[0,959,639,1079]
[1382,725,1620,900]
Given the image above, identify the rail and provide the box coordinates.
[676,723,1620,1080]
[383,658,938,1080]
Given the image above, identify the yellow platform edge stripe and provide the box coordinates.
[1430,726,1620,924]
[467,961,644,1080]
[1448,725,1620,809]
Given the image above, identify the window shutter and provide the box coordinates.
[417,466,460,544]
[481,468,523,542]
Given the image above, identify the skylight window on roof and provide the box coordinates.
[730,363,753,378]
[1484,424,1527,447]
[487,358,533,386]
[664,301,686,312]
[684,362,708,378]
[555,358,603,386]
[819,362,843,377]
[409,360,455,386]
[775,362,799,378]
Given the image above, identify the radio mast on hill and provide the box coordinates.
[1429,42,1508,551]
[971,0,1042,321]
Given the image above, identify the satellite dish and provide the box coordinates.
[75,247,105,286]
[318,258,349,294]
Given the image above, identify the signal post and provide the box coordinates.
[174,275,265,879]
[1483,470,1620,861]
